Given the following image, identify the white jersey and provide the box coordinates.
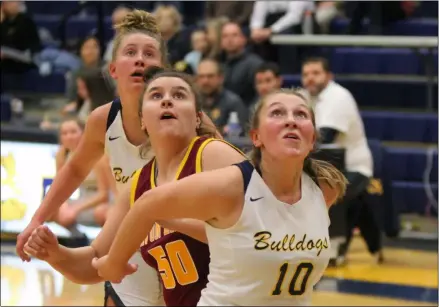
[105,99,153,191]
[104,99,164,306]
[198,161,331,306]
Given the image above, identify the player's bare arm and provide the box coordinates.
[100,166,243,274]
[157,140,247,243]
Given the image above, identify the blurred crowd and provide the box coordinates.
[1,1,419,136]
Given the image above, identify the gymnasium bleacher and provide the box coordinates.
[1,1,438,240]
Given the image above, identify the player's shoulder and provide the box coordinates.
[88,102,113,125]
[200,138,247,171]
[83,102,113,143]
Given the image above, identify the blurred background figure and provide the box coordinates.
[205,1,254,28]
[50,118,114,229]
[250,1,314,73]
[221,22,263,105]
[184,29,211,73]
[103,5,132,63]
[205,16,229,61]
[196,58,248,135]
[252,61,283,106]
[1,0,41,74]
[64,36,105,114]
[153,4,191,65]
[301,57,382,266]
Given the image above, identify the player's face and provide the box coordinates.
[252,93,315,159]
[110,33,162,92]
[59,121,83,151]
[141,76,199,140]
[301,62,330,97]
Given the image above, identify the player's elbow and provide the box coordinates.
[66,273,103,285]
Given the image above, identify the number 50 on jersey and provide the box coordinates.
[148,240,199,289]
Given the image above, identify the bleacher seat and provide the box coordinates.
[34,15,114,44]
[282,75,438,110]
[384,147,438,182]
[26,1,81,15]
[330,18,438,37]
[362,111,438,143]
[0,95,12,122]
[329,48,438,75]
[391,181,438,214]
[368,139,399,237]
[1,70,66,94]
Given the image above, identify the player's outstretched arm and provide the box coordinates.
[95,166,243,282]
[158,140,247,243]
[25,184,131,284]
[16,107,108,261]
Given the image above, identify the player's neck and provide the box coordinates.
[119,93,146,145]
[260,157,303,201]
[153,136,194,184]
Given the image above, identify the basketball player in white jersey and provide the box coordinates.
[16,10,218,306]
[93,88,348,306]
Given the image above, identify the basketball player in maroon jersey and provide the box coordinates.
[24,68,247,306]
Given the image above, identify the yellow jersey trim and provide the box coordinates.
[129,168,142,207]
[150,136,200,188]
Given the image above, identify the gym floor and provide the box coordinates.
[1,236,437,306]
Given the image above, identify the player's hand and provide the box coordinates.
[16,219,43,262]
[23,225,60,263]
[91,255,138,284]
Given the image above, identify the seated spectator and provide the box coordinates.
[250,1,314,72]
[50,118,115,229]
[184,29,211,73]
[301,57,382,265]
[103,5,132,64]
[196,58,248,135]
[205,17,229,61]
[174,60,195,75]
[221,22,263,106]
[346,1,416,35]
[252,61,283,107]
[205,1,254,27]
[64,36,104,112]
[315,1,340,34]
[0,0,41,74]
[154,4,191,65]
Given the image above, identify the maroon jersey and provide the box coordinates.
[130,136,214,306]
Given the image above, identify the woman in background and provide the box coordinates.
[51,118,114,228]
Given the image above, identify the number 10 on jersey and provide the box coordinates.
[271,262,314,296]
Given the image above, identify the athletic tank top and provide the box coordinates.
[130,136,237,306]
[105,99,163,306]
[198,160,331,306]
[104,98,152,191]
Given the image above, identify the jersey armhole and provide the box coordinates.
[106,98,121,131]
[233,160,254,194]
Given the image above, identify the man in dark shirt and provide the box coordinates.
[1,1,41,74]
[251,62,283,108]
[221,22,263,106]
[196,58,248,135]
